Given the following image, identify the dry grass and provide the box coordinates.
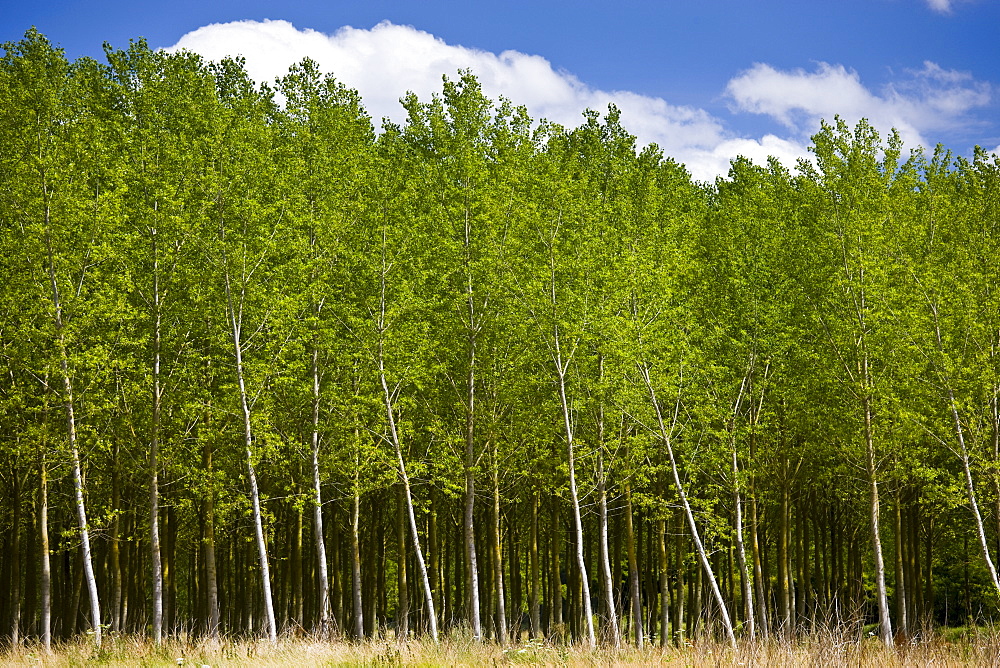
[2,630,1000,667]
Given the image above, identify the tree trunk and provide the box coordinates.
[550,496,563,635]
[9,470,21,646]
[778,478,791,638]
[463,342,482,640]
[491,461,507,644]
[529,491,541,639]
[732,445,754,639]
[222,246,278,642]
[555,345,596,648]
[624,485,643,648]
[640,363,737,648]
[597,452,620,647]
[202,437,220,637]
[862,393,892,647]
[894,490,907,638]
[351,481,364,639]
[657,501,670,647]
[39,459,51,652]
[150,232,164,643]
[310,342,331,635]
[46,222,102,648]
[375,265,439,642]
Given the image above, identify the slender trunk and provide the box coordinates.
[219,221,278,641]
[894,490,907,638]
[203,439,220,637]
[657,498,669,648]
[110,447,122,634]
[639,363,737,648]
[624,486,643,648]
[931,303,1000,597]
[863,393,893,647]
[732,445,754,639]
[492,459,507,643]
[311,342,331,634]
[550,496,563,634]
[351,479,364,639]
[597,453,620,647]
[778,479,791,638]
[594,357,620,647]
[464,338,482,639]
[529,491,541,639]
[376,326,439,641]
[150,234,163,643]
[395,486,409,640]
[225,282,277,642]
[10,470,21,645]
[40,459,51,652]
[46,218,101,648]
[555,346,596,648]
[730,371,755,639]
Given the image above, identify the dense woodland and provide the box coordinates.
[2,28,1000,651]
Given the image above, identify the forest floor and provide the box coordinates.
[1,631,999,667]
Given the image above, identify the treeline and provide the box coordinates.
[2,28,1000,650]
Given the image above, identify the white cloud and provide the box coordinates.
[166,19,991,181]
[926,0,953,13]
[726,61,991,149]
[165,19,781,180]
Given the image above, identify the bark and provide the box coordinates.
[730,371,755,639]
[656,504,669,647]
[597,452,620,647]
[39,460,51,652]
[310,341,331,635]
[463,341,482,639]
[894,491,907,638]
[375,262,439,642]
[351,481,364,639]
[110,448,122,634]
[639,362,737,648]
[202,438,220,637]
[396,486,409,640]
[863,392,892,647]
[529,491,541,639]
[10,470,21,646]
[46,219,101,648]
[491,460,507,644]
[150,236,163,643]
[778,478,791,638]
[624,486,643,648]
[554,338,596,648]
[594,356,620,648]
[221,228,277,642]
[929,305,1000,599]
[550,497,563,634]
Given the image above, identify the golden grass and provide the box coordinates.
[2,630,999,667]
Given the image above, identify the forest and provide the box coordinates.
[2,28,1000,654]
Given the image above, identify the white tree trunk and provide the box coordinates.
[46,222,101,647]
[640,363,737,648]
[311,343,332,634]
[224,268,277,643]
[555,335,596,648]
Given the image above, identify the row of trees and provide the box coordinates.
[2,29,999,650]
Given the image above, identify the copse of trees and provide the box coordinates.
[1,28,1000,650]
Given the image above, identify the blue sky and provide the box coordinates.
[3,0,997,179]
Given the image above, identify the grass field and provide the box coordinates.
[2,630,1000,667]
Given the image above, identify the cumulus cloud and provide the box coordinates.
[166,19,801,180]
[166,19,990,181]
[726,61,991,148]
